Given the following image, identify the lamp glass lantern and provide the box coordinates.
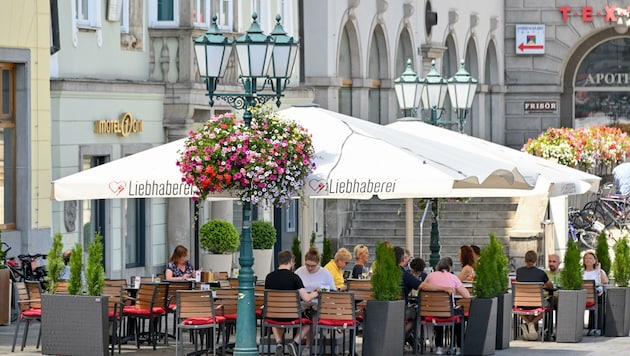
[268,15,299,80]
[447,60,478,111]
[393,59,422,116]
[193,15,233,87]
[420,59,448,112]
[235,13,274,78]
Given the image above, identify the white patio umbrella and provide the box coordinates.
[386,119,600,197]
[52,107,539,201]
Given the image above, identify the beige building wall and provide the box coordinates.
[0,0,52,252]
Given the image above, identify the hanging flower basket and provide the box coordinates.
[177,105,316,206]
[523,126,630,172]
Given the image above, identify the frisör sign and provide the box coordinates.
[524,101,557,113]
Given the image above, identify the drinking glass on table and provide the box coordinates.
[361,266,369,280]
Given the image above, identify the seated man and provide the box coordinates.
[516,250,554,341]
[265,250,319,356]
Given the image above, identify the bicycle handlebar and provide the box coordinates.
[17,253,47,260]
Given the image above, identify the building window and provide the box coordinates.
[74,0,102,28]
[285,200,296,232]
[125,198,146,268]
[150,0,179,27]
[0,63,15,229]
[211,0,233,30]
[120,0,130,33]
[193,0,210,28]
[81,156,107,267]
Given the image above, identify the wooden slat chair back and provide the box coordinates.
[122,282,169,350]
[511,282,550,342]
[216,271,229,281]
[175,290,226,356]
[314,291,357,356]
[455,297,472,318]
[12,281,43,352]
[214,287,239,320]
[102,284,124,355]
[416,291,463,356]
[262,290,311,356]
[582,279,599,335]
[164,280,194,344]
[54,281,69,294]
[228,278,239,289]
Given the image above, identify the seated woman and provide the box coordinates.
[165,245,196,280]
[516,250,553,341]
[351,244,370,279]
[324,248,352,291]
[295,246,337,292]
[582,250,608,334]
[457,245,476,282]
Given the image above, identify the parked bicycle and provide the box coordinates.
[568,207,599,249]
[1,242,48,287]
[582,183,630,230]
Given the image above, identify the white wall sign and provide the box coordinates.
[516,24,545,55]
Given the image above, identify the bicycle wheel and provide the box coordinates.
[579,230,598,250]
[583,201,612,228]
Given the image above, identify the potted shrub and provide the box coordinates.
[606,235,630,336]
[364,241,404,356]
[556,237,586,343]
[42,234,109,355]
[291,236,302,268]
[199,219,239,274]
[465,234,502,355]
[251,220,276,280]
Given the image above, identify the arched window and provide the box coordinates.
[574,38,630,128]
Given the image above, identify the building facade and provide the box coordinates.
[48,0,305,279]
[0,1,52,256]
[504,0,630,148]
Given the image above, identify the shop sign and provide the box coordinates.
[559,6,630,28]
[515,25,545,55]
[94,112,144,136]
[524,101,557,113]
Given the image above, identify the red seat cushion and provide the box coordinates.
[22,308,41,318]
[255,309,263,317]
[422,316,461,324]
[123,305,166,316]
[108,311,122,319]
[356,315,364,322]
[169,304,177,311]
[586,301,596,308]
[512,307,546,315]
[181,316,226,325]
[318,318,355,327]
[223,313,237,321]
[265,318,312,326]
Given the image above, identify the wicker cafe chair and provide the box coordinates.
[583,279,600,336]
[175,290,226,356]
[11,281,42,352]
[511,282,551,342]
[415,290,464,356]
[313,291,357,356]
[262,289,312,356]
[122,282,169,350]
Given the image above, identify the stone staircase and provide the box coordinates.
[340,197,520,271]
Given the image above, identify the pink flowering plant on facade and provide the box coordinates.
[177,105,316,206]
[523,126,630,171]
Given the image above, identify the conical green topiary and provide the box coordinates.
[561,238,583,290]
[45,232,65,294]
[372,241,402,301]
[86,233,105,296]
[68,243,84,295]
[291,236,302,269]
[595,231,611,274]
[613,236,630,287]
[474,234,508,297]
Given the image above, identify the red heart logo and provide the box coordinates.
[308,179,326,193]
[109,181,126,195]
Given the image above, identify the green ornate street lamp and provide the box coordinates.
[193,13,298,356]
[393,58,477,268]
[447,60,479,133]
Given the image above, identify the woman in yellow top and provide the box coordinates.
[324,248,352,291]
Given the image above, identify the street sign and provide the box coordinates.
[516,24,545,55]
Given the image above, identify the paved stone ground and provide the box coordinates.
[2,321,630,355]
